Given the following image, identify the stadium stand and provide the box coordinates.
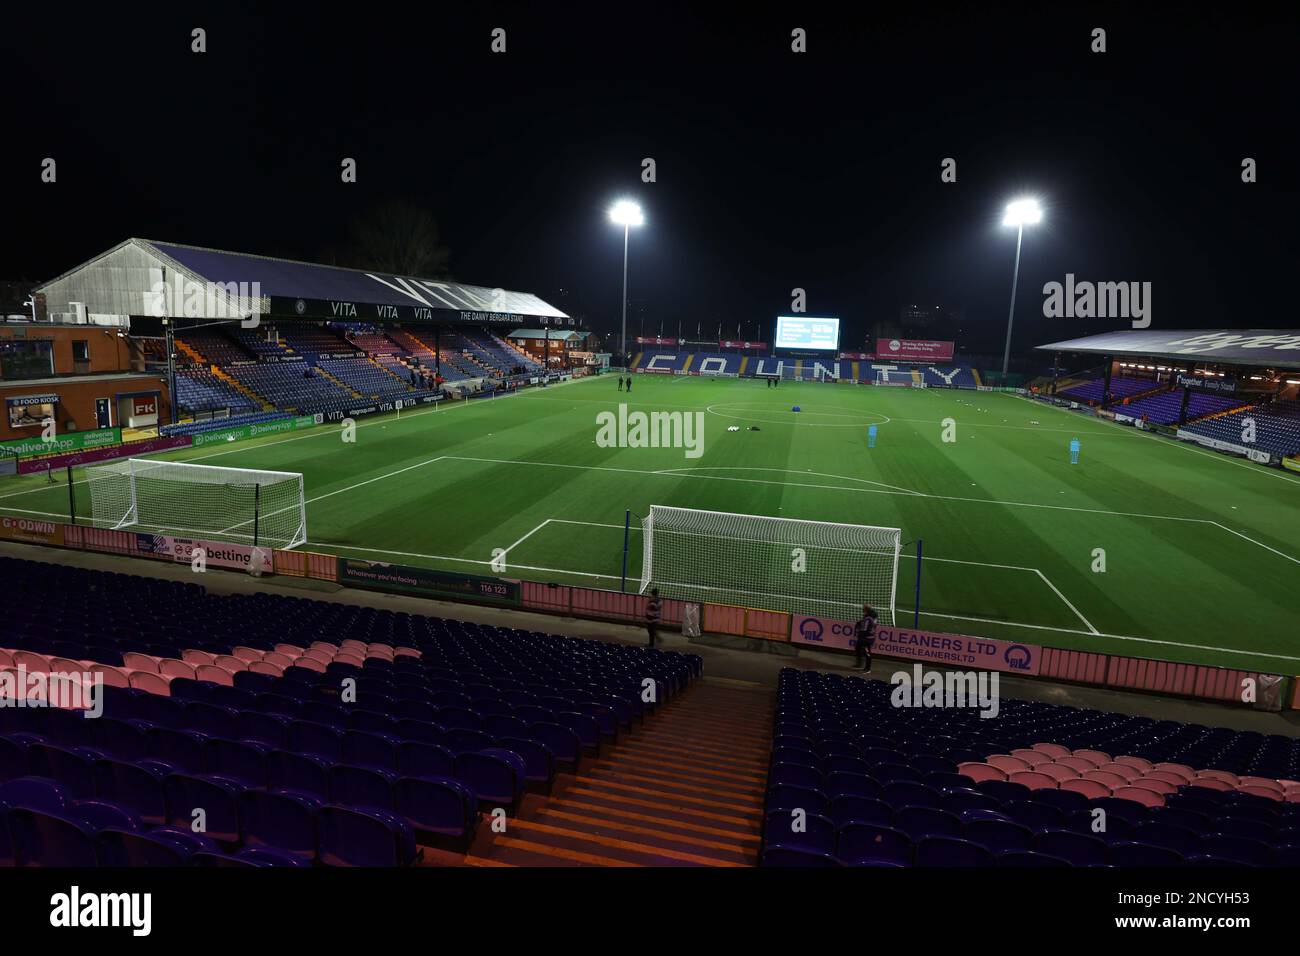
[173,369,260,415]
[172,326,450,414]
[0,555,700,867]
[224,360,356,412]
[632,352,982,388]
[316,358,414,399]
[763,669,1300,866]
[446,328,541,377]
[919,366,978,388]
[177,329,253,366]
[690,353,747,375]
[228,327,290,359]
[485,330,544,373]
[1181,400,1300,456]
[635,350,690,373]
[339,327,404,356]
[1115,389,1251,425]
[1057,375,1157,403]
[275,326,355,363]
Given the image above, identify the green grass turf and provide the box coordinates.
[3,374,1299,672]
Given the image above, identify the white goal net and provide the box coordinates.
[639,505,900,623]
[86,458,307,550]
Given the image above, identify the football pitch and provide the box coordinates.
[4,375,1299,672]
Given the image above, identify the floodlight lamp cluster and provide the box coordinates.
[1003,198,1043,227]
[608,200,644,227]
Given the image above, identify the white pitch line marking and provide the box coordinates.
[1032,569,1100,635]
[500,519,553,556]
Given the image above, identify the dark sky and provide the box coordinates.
[3,2,1297,356]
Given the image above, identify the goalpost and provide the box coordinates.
[639,505,901,623]
[85,458,307,550]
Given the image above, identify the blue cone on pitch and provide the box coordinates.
[792,406,800,412]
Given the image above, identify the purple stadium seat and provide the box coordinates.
[317,805,418,867]
[9,809,99,866]
[394,776,478,841]
[915,836,994,866]
[837,822,912,865]
[239,790,320,861]
[762,846,841,867]
[764,810,836,855]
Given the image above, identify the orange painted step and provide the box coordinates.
[458,678,774,867]
[611,740,770,769]
[572,775,762,812]
[505,818,748,866]
[590,755,769,790]
[583,765,765,805]
[561,785,757,828]
[550,790,761,836]
[538,801,760,851]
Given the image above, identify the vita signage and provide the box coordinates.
[270,296,524,325]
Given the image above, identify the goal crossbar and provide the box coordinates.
[86,458,307,550]
[639,504,900,624]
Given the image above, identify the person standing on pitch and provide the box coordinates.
[618,375,624,391]
[1069,437,1081,465]
[854,604,878,672]
[645,588,662,647]
[626,376,632,394]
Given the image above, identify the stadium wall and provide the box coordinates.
[1,374,171,443]
[0,518,1289,712]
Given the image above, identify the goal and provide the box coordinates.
[85,458,307,550]
[781,364,834,383]
[639,505,900,623]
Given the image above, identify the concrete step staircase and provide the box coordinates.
[452,677,773,867]
[174,339,208,364]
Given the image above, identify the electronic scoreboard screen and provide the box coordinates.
[774,316,841,351]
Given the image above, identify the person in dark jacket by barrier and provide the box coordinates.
[854,604,878,672]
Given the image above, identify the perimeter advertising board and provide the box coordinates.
[134,533,274,572]
[874,339,955,362]
[16,435,190,475]
[190,415,319,447]
[0,516,65,546]
[1,427,122,460]
[790,615,1040,675]
[337,558,521,606]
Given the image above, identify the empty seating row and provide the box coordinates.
[1182,400,1300,456]
[1058,375,1157,403]
[0,555,701,865]
[173,368,260,414]
[1115,388,1250,425]
[762,669,1300,866]
[317,358,412,398]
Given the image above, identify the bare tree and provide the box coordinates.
[334,201,452,278]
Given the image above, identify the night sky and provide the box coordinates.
[3,3,1296,357]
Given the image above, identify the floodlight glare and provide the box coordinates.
[998,197,1043,378]
[609,200,644,227]
[609,199,645,366]
[1003,198,1042,227]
